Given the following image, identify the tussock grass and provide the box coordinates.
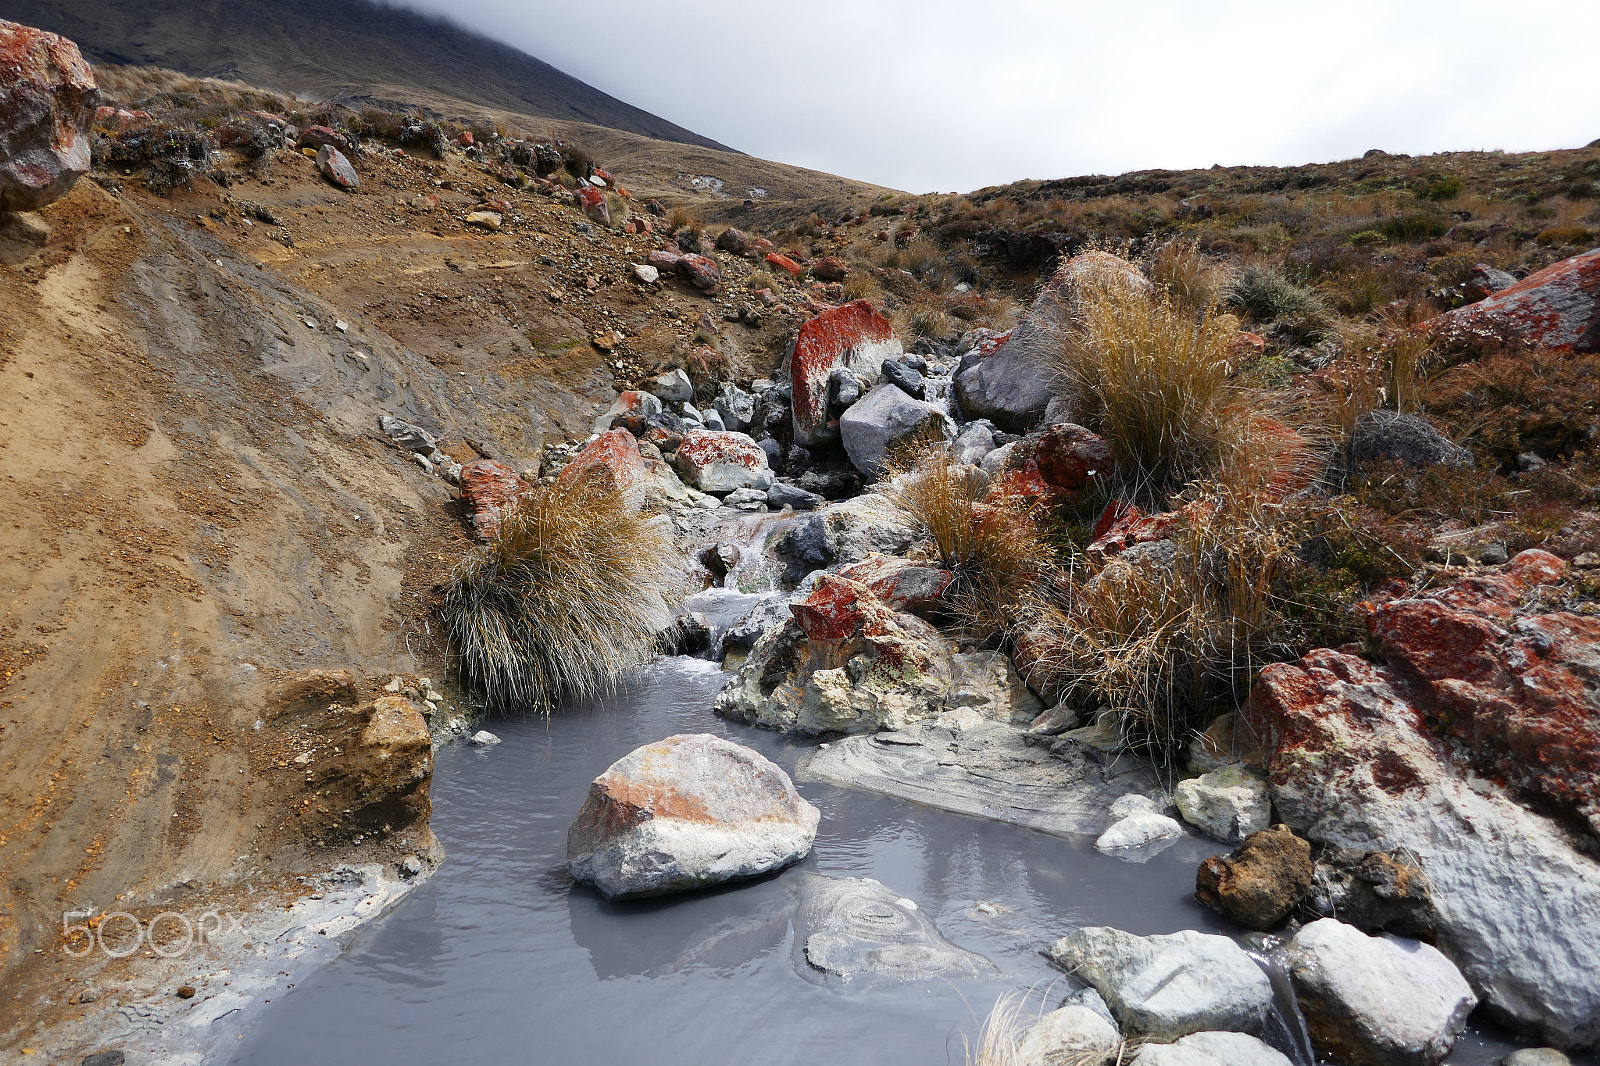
[961,990,1134,1066]
[879,441,1051,638]
[1146,238,1233,316]
[441,472,680,712]
[1225,264,1326,323]
[1048,278,1249,505]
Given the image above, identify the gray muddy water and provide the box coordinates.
[232,655,1539,1066]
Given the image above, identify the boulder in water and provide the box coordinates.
[1194,824,1313,930]
[1131,1031,1294,1066]
[792,873,998,982]
[566,733,819,900]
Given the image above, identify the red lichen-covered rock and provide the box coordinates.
[1248,415,1319,500]
[766,251,804,278]
[647,248,682,270]
[455,130,474,147]
[988,423,1114,506]
[676,252,720,292]
[316,144,359,190]
[715,226,751,254]
[675,429,774,494]
[811,256,848,281]
[458,459,529,539]
[590,389,662,434]
[790,299,903,446]
[297,125,351,153]
[716,574,955,735]
[556,428,648,509]
[0,19,100,212]
[1429,249,1600,352]
[961,327,1014,359]
[1086,500,1187,557]
[565,733,818,900]
[836,552,953,620]
[1239,549,1600,1047]
[576,183,610,225]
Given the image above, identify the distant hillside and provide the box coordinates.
[5,0,734,152]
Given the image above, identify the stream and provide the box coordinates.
[231,654,1536,1065]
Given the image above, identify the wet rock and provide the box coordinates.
[1096,809,1185,851]
[265,672,432,843]
[801,713,1162,838]
[839,382,953,476]
[1305,849,1436,939]
[565,733,819,900]
[956,251,1150,432]
[1349,411,1473,469]
[1241,609,1600,1046]
[469,730,501,746]
[715,575,954,735]
[722,597,792,652]
[881,359,926,399]
[793,873,998,981]
[0,19,99,212]
[1016,1003,1123,1064]
[1284,918,1476,1066]
[458,459,528,539]
[658,612,713,655]
[675,429,775,494]
[766,481,824,511]
[835,552,953,620]
[1430,249,1600,352]
[316,144,360,190]
[647,368,693,403]
[1132,1031,1294,1066]
[1045,926,1273,1041]
[1175,766,1273,844]
[1195,824,1313,930]
[791,300,902,446]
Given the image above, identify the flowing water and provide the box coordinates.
[233,655,1538,1066]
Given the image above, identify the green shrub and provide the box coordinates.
[1225,264,1326,322]
[441,472,680,712]
[1378,213,1448,241]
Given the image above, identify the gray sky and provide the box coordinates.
[390,0,1600,193]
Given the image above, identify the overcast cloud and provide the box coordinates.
[389,0,1600,193]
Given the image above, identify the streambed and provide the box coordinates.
[231,655,1537,1066]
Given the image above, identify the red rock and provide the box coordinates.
[748,237,775,256]
[555,428,648,509]
[1234,331,1267,355]
[789,573,941,659]
[962,328,1014,359]
[455,130,474,147]
[675,429,772,493]
[297,125,351,154]
[315,145,359,191]
[811,256,848,282]
[576,183,610,226]
[790,300,903,446]
[647,249,683,270]
[677,253,720,292]
[1429,248,1600,352]
[766,252,804,278]
[593,167,613,185]
[458,459,529,539]
[716,226,751,254]
[0,19,100,212]
[1248,415,1318,501]
[836,553,953,619]
[992,424,1114,507]
[984,461,1055,507]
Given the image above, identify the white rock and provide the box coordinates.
[632,263,660,284]
[469,730,501,746]
[1096,813,1184,850]
[1284,918,1476,1066]
[1175,766,1273,844]
[566,733,819,900]
[1045,927,1273,1041]
[1016,1004,1122,1065]
[1132,1031,1294,1066]
[945,651,1043,722]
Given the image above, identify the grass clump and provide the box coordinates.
[441,472,680,712]
[1225,264,1325,323]
[879,441,1051,638]
[1049,278,1249,505]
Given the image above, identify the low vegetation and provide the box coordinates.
[440,473,680,713]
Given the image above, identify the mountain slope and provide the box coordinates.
[5,0,734,152]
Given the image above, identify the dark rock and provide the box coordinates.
[776,513,834,582]
[1305,848,1437,939]
[1349,411,1473,470]
[880,359,926,399]
[767,480,824,511]
[1195,824,1313,930]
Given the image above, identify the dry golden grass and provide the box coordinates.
[1145,238,1234,315]
[961,991,1134,1066]
[441,471,680,712]
[879,441,1052,638]
[1048,278,1249,505]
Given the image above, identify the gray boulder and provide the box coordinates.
[839,383,952,477]
[793,873,998,981]
[954,337,1054,434]
[566,733,819,900]
[1045,927,1273,1041]
[881,359,927,399]
[1016,1003,1122,1064]
[1349,411,1473,470]
[1132,1031,1294,1066]
[1175,766,1273,845]
[1284,918,1476,1066]
[774,493,918,583]
[714,383,757,431]
[647,368,693,403]
[767,480,824,511]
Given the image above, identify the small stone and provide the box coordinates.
[1195,824,1313,930]
[176,985,196,998]
[1574,552,1600,569]
[469,730,501,746]
[1477,542,1509,566]
[465,210,502,230]
[1174,766,1273,844]
[1096,812,1184,850]
[632,262,660,284]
